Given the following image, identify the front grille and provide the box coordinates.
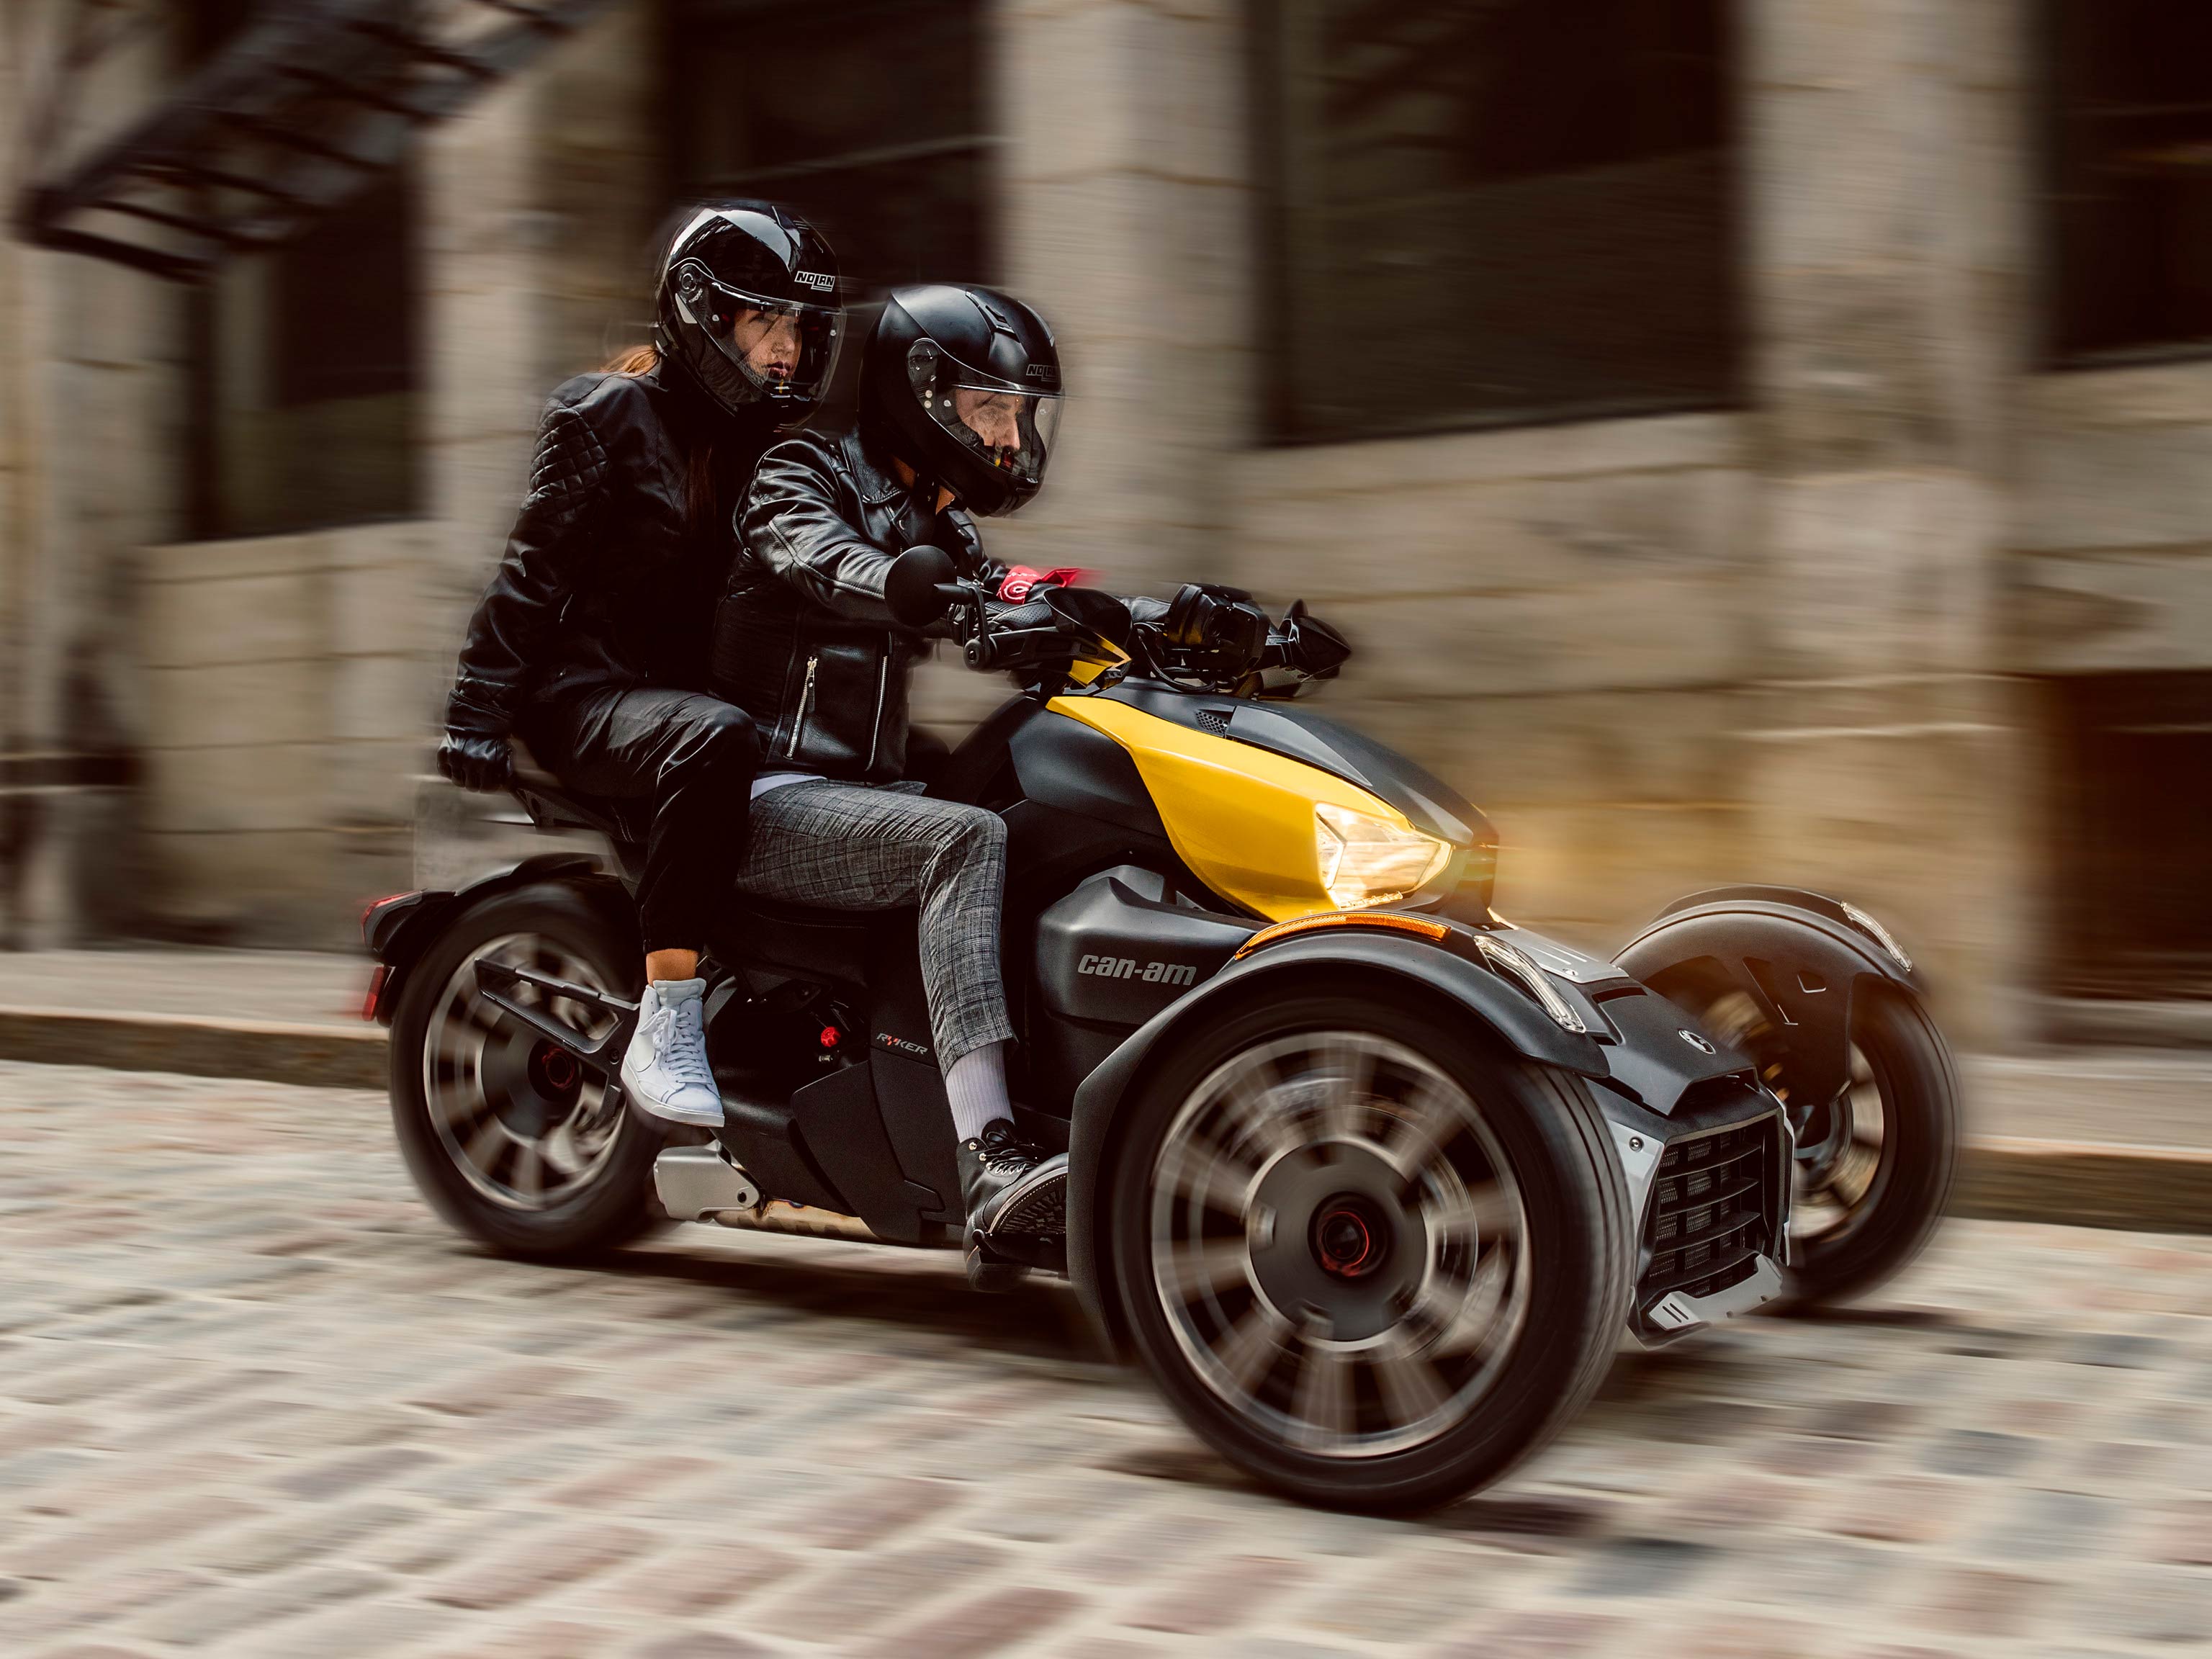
[1642,1116,1782,1303]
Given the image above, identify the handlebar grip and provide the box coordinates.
[993,599,1056,631]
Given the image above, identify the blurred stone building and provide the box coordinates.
[2,0,2208,1048]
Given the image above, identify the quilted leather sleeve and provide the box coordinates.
[447,397,616,727]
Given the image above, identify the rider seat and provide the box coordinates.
[503,741,894,986]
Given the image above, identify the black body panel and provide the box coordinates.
[1029,867,1258,1111]
[1010,712,1168,841]
[1035,868,1256,1026]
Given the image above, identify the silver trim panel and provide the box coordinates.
[654,1145,763,1220]
[1637,1254,1784,1346]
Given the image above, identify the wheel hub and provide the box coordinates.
[1312,1196,1387,1280]
[1248,1141,1425,1342]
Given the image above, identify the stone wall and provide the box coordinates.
[2015,361,2212,677]
[138,523,439,943]
[1220,414,1759,950]
[17,0,2212,1045]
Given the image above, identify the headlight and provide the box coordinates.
[1314,804,1449,910]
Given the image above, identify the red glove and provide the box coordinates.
[996,565,1092,603]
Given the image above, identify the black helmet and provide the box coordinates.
[860,284,1063,518]
[655,201,842,420]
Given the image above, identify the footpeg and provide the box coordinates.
[653,1144,762,1221]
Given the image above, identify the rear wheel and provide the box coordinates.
[1673,980,1958,1308]
[390,882,662,1259]
[1109,991,1632,1514]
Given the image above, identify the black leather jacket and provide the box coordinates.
[712,428,1009,783]
[447,359,776,732]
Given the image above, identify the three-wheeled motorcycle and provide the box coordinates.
[364,554,1959,1513]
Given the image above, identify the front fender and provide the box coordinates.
[1063,930,1608,1355]
[1614,886,1921,1108]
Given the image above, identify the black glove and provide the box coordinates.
[1269,600,1352,680]
[438,691,516,793]
[1163,583,1269,674]
[439,731,513,793]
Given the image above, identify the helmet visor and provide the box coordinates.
[909,342,1061,490]
[673,263,839,401]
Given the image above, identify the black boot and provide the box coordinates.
[958,1120,1067,1246]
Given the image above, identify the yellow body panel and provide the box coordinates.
[1045,693,1413,921]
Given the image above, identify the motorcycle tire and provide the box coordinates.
[1107,989,1632,1515]
[389,881,664,1261]
[1776,986,1959,1310]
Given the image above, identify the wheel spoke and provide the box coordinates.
[1312,1033,1375,1141]
[511,1143,546,1200]
[1290,1339,1354,1446]
[1159,1237,1251,1303]
[1384,1076,1462,1174]
[1212,1300,1293,1393]
[1425,1241,1511,1356]
[1426,1177,1507,1246]
[1213,1066,1298,1166]
[540,1123,588,1178]
[1370,1338,1449,1428]
[462,1115,508,1174]
[1158,1134,1261,1214]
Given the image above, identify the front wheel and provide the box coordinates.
[389,881,663,1260]
[1677,980,1959,1309]
[1109,992,1633,1514]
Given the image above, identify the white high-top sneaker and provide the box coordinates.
[619,979,724,1128]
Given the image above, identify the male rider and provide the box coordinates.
[711,284,1292,1282]
[438,202,841,1130]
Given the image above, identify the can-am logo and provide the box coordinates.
[1079,954,1196,987]
[795,270,835,292]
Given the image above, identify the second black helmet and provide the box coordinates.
[861,284,1062,518]
[655,201,842,420]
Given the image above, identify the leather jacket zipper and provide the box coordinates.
[866,651,890,774]
[788,651,819,760]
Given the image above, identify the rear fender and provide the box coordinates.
[1614,886,1922,1108]
[360,853,616,1026]
[1063,930,1608,1356]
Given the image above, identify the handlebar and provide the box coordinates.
[882,545,1346,696]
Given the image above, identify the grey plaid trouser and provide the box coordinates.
[734,780,1013,1070]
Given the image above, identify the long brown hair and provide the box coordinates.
[604,343,721,535]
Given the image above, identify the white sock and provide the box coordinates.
[945,1041,1012,1142]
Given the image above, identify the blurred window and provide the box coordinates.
[665,0,994,289]
[181,0,421,539]
[2046,673,2212,998]
[1254,0,1740,444]
[2046,2,2212,364]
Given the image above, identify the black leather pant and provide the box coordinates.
[523,686,759,955]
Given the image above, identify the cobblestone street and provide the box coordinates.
[2,1058,2209,1658]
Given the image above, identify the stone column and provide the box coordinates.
[1743,0,2033,1043]
[989,0,1254,593]
[419,4,657,705]
[0,0,181,946]
[904,0,1254,732]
